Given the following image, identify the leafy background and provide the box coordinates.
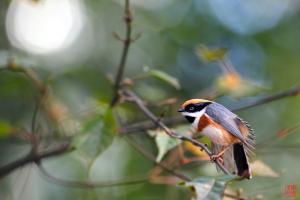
[0,0,300,199]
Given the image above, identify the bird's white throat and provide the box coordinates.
[181,108,206,129]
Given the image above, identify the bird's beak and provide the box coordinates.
[177,108,184,112]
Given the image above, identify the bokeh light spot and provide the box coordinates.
[6,0,85,54]
[208,0,288,34]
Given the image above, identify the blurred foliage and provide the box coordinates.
[181,176,235,200]
[0,0,300,200]
[196,46,228,62]
[0,120,14,138]
[148,129,181,162]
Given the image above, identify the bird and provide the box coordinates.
[178,99,255,179]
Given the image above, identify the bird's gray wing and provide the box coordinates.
[205,103,246,143]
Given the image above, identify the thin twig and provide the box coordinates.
[0,141,70,178]
[0,64,46,94]
[38,164,147,188]
[232,84,300,111]
[120,85,300,134]
[124,135,190,181]
[110,0,133,106]
[122,89,230,175]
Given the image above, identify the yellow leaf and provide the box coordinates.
[0,121,14,138]
[196,45,228,62]
[183,141,208,158]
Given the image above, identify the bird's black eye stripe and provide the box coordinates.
[185,102,211,113]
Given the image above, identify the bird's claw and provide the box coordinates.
[210,154,223,164]
[210,155,219,161]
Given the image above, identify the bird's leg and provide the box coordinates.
[210,145,230,161]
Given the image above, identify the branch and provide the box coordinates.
[110,0,133,106]
[232,85,300,111]
[38,164,146,188]
[122,89,230,175]
[0,62,47,94]
[119,116,182,134]
[120,85,300,134]
[0,141,70,178]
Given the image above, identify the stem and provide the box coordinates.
[110,0,133,106]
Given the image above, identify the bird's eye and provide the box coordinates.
[189,106,195,111]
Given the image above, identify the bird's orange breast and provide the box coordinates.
[197,114,238,145]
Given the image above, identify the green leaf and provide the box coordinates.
[149,130,181,162]
[0,120,14,137]
[73,108,116,160]
[196,45,228,62]
[149,69,181,90]
[181,176,235,200]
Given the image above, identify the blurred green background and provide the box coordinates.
[1,0,300,199]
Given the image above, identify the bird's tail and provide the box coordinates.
[233,143,251,179]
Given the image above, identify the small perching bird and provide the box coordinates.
[178,99,255,179]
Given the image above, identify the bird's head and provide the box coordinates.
[178,99,212,123]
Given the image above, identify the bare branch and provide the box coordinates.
[122,89,231,175]
[110,0,134,107]
[232,84,300,111]
[0,141,70,178]
[120,85,300,134]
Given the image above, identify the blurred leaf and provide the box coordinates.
[183,141,208,158]
[171,125,210,158]
[216,73,266,98]
[148,129,181,162]
[196,45,228,62]
[74,108,116,160]
[0,120,13,137]
[181,176,235,200]
[149,69,181,90]
[251,160,279,177]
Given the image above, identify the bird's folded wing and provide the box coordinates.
[205,103,246,143]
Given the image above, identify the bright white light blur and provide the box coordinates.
[6,0,84,54]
